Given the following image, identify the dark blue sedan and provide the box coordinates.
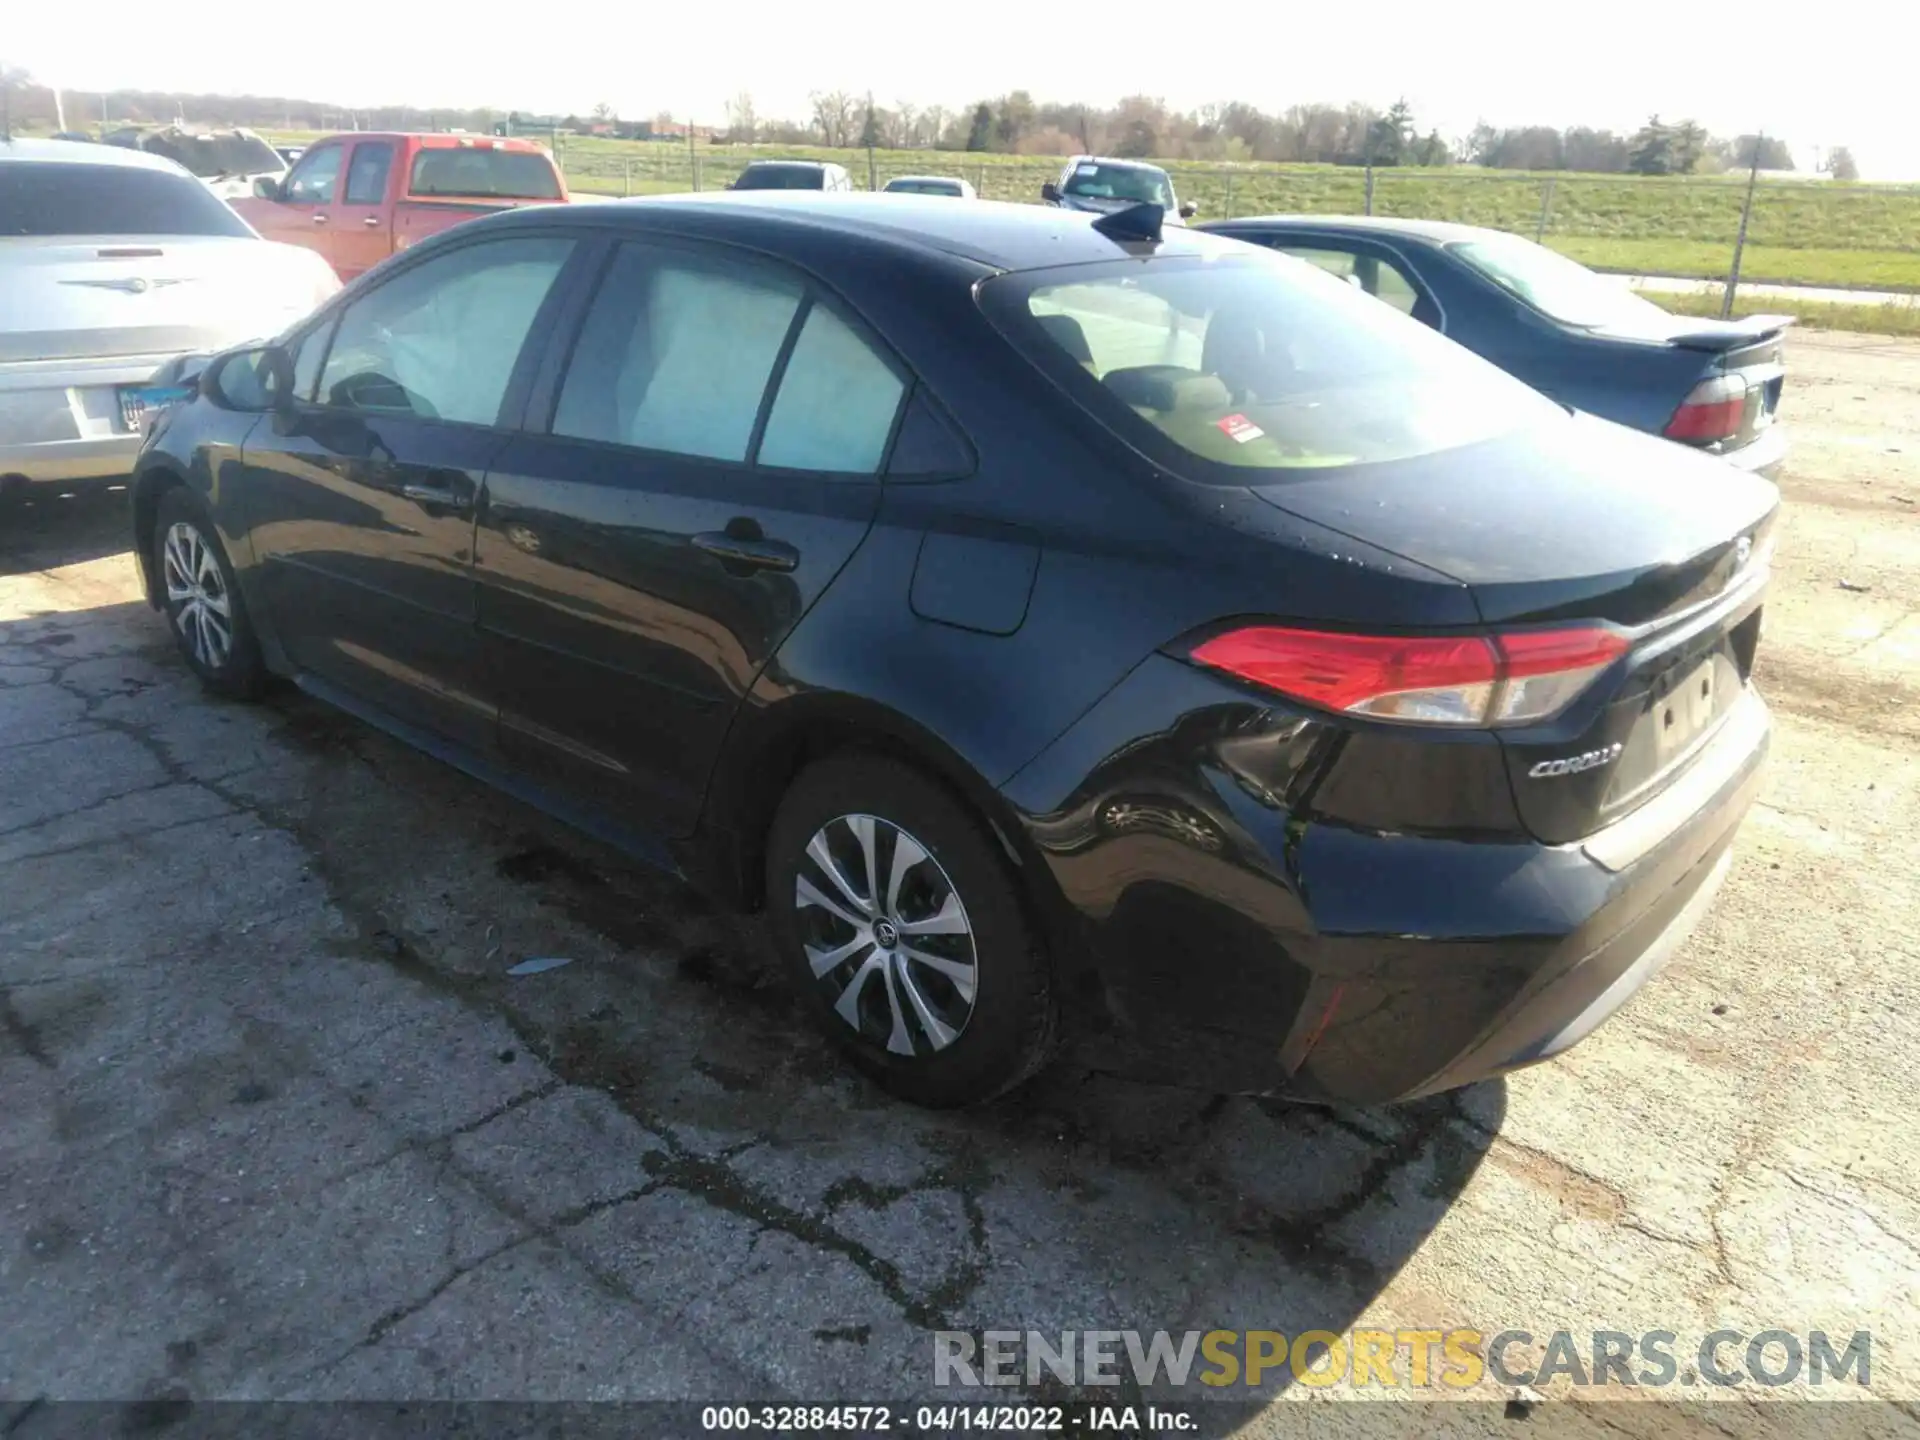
[1199,216,1789,475]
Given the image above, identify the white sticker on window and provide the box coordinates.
[1075,165,1099,177]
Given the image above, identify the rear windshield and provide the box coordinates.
[886,179,962,196]
[0,163,255,238]
[1450,234,1673,330]
[983,252,1555,478]
[1061,163,1174,209]
[407,147,562,200]
[732,164,827,191]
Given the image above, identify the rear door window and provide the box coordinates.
[553,243,803,461]
[343,142,394,205]
[0,164,253,237]
[759,305,906,473]
[1274,245,1424,317]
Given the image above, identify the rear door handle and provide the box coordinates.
[691,531,799,573]
[364,216,381,227]
[311,212,329,224]
[400,482,471,511]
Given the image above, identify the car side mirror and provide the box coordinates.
[1179,201,1198,219]
[1041,182,1060,203]
[203,344,295,414]
[253,176,284,201]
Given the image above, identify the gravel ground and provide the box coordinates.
[1,330,1916,1433]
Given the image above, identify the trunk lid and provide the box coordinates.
[1249,415,1778,842]
[0,237,329,364]
[1593,310,1791,455]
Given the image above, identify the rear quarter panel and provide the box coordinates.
[1424,255,1699,436]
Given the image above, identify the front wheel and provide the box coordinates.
[766,754,1056,1108]
[154,489,266,700]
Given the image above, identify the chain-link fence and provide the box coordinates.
[554,143,1920,313]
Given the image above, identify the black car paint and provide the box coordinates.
[1198,217,1786,471]
[133,195,1773,1102]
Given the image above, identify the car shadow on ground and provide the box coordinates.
[0,482,136,578]
[0,565,1503,1419]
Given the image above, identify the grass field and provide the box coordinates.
[268,129,1920,293]
[1634,286,1920,338]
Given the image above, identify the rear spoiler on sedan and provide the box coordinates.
[1666,313,1797,352]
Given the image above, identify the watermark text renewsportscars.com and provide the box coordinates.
[933,1329,1872,1390]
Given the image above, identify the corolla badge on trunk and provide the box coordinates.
[1528,742,1624,779]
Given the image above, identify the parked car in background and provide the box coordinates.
[1043,156,1195,223]
[1200,216,1788,475]
[729,160,855,192]
[0,138,338,495]
[103,124,288,200]
[231,133,568,282]
[883,175,976,198]
[133,193,1773,1110]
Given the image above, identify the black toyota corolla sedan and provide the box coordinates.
[131,194,1776,1108]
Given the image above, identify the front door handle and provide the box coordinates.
[311,212,329,224]
[691,531,799,574]
[364,215,381,227]
[400,482,471,512]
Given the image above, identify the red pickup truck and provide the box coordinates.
[230,133,568,281]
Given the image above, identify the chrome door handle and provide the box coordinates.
[400,483,470,511]
[691,531,798,573]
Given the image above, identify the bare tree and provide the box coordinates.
[725,91,757,145]
[0,63,31,140]
[890,100,917,150]
[591,101,616,123]
[810,90,854,148]
[919,104,950,149]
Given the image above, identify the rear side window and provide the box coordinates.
[1275,246,1423,317]
[553,242,905,474]
[986,253,1553,477]
[759,305,905,473]
[408,148,562,200]
[732,165,825,191]
[344,143,394,205]
[554,244,803,461]
[0,164,253,238]
[318,236,572,424]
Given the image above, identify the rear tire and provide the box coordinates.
[766,753,1055,1108]
[153,489,266,701]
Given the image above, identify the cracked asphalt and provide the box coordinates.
[2,331,1917,1430]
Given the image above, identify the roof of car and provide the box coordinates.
[1068,155,1172,173]
[551,191,1237,271]
[888,175,967,185]
[0,136,183,171]
[743,159,837,170]
[1204,214,1499,245]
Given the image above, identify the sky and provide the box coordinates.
[10,0,1915,179]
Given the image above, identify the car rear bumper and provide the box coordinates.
[0,353,181,486]
[1003,655,1770,1104]
[1715,423,1787,478]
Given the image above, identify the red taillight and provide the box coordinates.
[1665,374,1748,442]
[1189,624,1629,728]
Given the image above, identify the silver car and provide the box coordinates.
[0,138,339,494]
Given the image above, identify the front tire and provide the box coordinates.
[766,754,1055,1108]
[153,489,266,700]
